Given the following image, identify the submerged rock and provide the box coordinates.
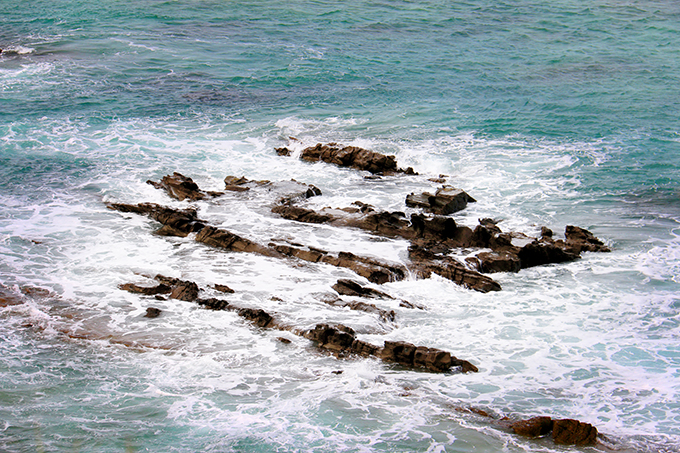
[144,307,162,318]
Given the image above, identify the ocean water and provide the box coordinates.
[1,0,679,452]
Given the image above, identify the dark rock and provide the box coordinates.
[451,356,479,373]
[381,341,417,366]
[345,301,396,323]
[413,346,452,372]
[510,416,553,437]
[107,203,206,235]
[475,251,522,273]
[169,280,199,301]
[332,279,392,299]
[418,258,502,293]
[351,339,381,357]
[119,283,172,296]
[153,225,190,237]
[565,225,610,253]
[275,147,292,156]
[214,284,235,294]
[146,172,208,201]
[399,300,426,310]
[277,337,292,344]
[406,187,476,215]
[540,226,553,238]
[197,298,230,310]
[299,143,400,174]
[382,341,478,373]
[517,241,579,269]
[479,218,502,235]
[321,251,407,284]
[273,244,326,262]
[410,214,458,240]
[144,307,162,318]
[551,418,598,446]
[304,324,357,352]
[272,205,333,224]
[195,226,278,256]
[237,307,276,328]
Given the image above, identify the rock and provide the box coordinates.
[223,175,252,192]
[540,226,553,238]
[417,258,502,293]
[107,203,206,236]
[551,418,598,446]
[382,341,478,373]
[517,240,579,269]
[410,214,458,240]
[271,205,333,224]
[351,339,381,357]
[275,147,292,156]
[381,341,417,366]
[214,284,235,294]
[510,416,553,437]
[298,143,401,174]
[144,307,162,318]
[146,172,208,201]
[195,226,279,256]
[304,324,357,352]
[565,225,610,253]
[169,280,199,301]
[316,291,395,322]
[345,301,396,323]
[119,283,172,296]
[320,251,407,284]
[277,337,292,344]
[197,298,230,310]
[237,307,276,328]
[0,286,23,307]
[331,279,392,299]
[406,187,476,215]
[475,251,522,273]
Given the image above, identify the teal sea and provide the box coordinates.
[1,1,679,451]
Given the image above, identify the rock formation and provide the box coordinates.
[276,142,416,175]
[509,416,598,446]
[406,186,476,215]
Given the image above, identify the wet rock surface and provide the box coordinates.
[146,172,222,201]
[119,275,474,373]
[509,416,598,446]
[406,186,476,215]
[277,142,415,175]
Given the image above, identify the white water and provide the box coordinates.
[1,115,679,452]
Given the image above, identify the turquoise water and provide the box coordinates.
[1,1,679,452]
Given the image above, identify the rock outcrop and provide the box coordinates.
[303,324,477,373]
[510,416,598,446]
[119,275,475,373]
[406,186,476,215]
[277,142,415,175]
[146,172,222,201]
